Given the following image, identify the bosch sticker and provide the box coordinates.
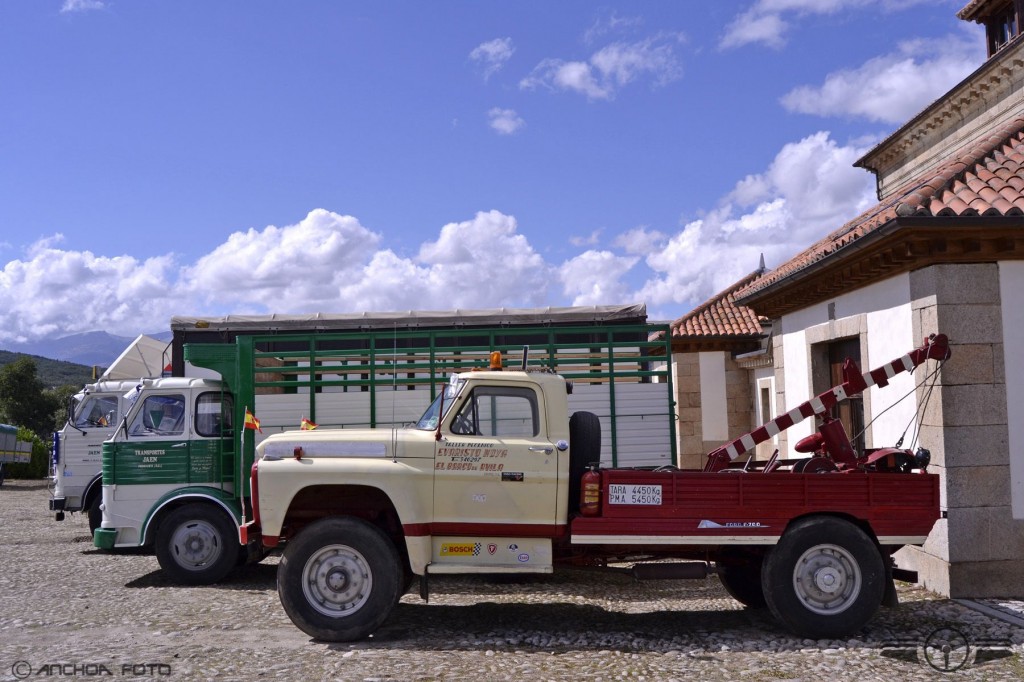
[440,542,482,557]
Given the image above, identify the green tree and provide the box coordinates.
[48,384,80,430]
[0,357,60,438]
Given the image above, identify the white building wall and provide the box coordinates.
[781,326,812,447]
[698,351,729,442]
[1001,261,1024,519]
[863,304,916,450]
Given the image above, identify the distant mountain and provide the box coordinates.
[0,350,94,388]
[1,330,172,368]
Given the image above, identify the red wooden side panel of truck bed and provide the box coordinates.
[570,470,941,546]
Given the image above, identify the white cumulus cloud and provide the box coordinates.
[488,108,525,135]
[632,131,877,316]
[0,239,179,344]
[720,0,931,50]
[61,0,106,13]
[520,34,683,101]
[0,209,557,344]
[183,209,382,311]
[560,250,638,306]
[780,35,982,124]
[470,38,515,81]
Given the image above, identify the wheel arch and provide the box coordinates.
[81,473,104,511]
[782,511,882,549]
[282,484,410,572]
[140,487,242,546]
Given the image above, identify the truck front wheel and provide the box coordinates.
[278,517,400,642]
[155,504,240,585]
[762,517,884,638]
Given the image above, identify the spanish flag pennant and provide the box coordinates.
[244,408,262,433]
[300,417,318,430]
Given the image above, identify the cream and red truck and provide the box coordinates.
[249,334,949,641]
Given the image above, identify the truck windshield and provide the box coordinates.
[414,380,464,430]
[74,395,118,428]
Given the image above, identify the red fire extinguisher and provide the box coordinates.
[580,465,601,516]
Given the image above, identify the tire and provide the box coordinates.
[717,552,767,609]
[155,504,241,585]
[277,517,401,642]
[568,411,601,514]
[397,568,416,605]
[87,495,102,535]
[762,516,884,639]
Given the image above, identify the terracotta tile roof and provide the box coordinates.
[957,0,995,22]
[670,268,767,339]
[740,117,1024,300]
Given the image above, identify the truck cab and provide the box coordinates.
[254,367,577,577]
[94,377,243,583]
[50,379,141,531]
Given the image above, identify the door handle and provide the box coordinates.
[529,446,553,454]
[171,442,188,448]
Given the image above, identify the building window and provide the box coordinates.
[759,385,772,425]
[811,337,865,455]
[986,0,1022,55]
[755,378,776,460]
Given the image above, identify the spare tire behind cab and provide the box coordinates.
[568,411,601,514]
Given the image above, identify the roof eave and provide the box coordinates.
[736,216,1024,318]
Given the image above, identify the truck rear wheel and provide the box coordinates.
[87,496,102,535]
[278,517,400,642]
[717,551,767,609]
[155,504,240,585]
[762,516,884,638]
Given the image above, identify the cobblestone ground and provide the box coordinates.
[1,480,1022,681]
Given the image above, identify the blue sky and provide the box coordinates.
[0,0,984,344]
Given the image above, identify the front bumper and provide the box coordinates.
[93,528,117,550]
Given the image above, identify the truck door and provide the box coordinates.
[110,390,234,488]
[110,392,191,488]
[433,384,559,531]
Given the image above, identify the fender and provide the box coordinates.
[140,486,243,546]
[81,472,104,512]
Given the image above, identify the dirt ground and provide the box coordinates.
[1,479,1022,681]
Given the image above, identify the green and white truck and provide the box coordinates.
[94,313,675,584]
